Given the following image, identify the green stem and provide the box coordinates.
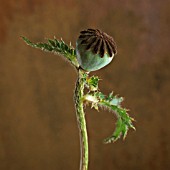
[74,68,89,170]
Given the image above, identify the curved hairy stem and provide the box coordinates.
[74,69,89,170]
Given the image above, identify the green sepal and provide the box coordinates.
[86,76,100,91]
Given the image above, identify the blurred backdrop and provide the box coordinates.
[0,0,170,170]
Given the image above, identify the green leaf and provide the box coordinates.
[21,36,79,68]
[103,118,123,143]
[100,101,135,143]
[48,39,55,46]
[83,90,135,143]
[103,117,131,143]
[94,91,105,100]
[105,92,124,106]
[110,96,123,106]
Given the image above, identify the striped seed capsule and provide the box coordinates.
[76,28,117,71]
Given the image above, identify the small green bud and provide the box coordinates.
[76,29,117,72]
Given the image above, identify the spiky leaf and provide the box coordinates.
[83,91,135,143]
[21,36,79,67]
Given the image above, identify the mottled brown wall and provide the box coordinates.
[0,0,170,170]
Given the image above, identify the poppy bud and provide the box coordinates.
[76,28,117,71]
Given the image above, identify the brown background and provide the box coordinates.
[0,0,170,170]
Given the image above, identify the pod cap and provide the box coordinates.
[76,28,117,71]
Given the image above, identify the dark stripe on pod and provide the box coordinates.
[105,40,113,57]
[87,28,96,32]
[107,39,117,54]
[80,35,95,45]
[99,40,105,58]
[80,30,93,34]
[92,38,101,54]
[80,33,94,37]
[80,38,90,45]
[79,34,92,39]
[80,29,95,35]
[95,29,101,34]
[78,28,117,57]
[86,36,97,50]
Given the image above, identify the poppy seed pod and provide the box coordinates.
[76,28,117,72]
